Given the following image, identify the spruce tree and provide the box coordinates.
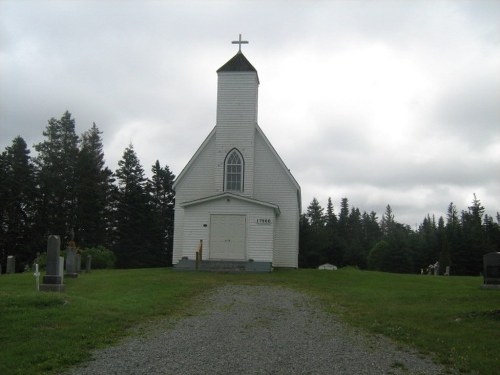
[75,123,114,247]
[34,111,80,242]
[0,137,37,271]
[114,144,151,268]
[146,160,175,266]
[458,194,485,275]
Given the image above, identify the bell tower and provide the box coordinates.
[214,35,259,196]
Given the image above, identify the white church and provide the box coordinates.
[173,36,301,271]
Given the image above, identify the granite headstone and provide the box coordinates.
[40,235,65,292]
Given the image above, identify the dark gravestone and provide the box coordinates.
[85,255,92,273]
[6,256,15,274]
[76,253,82,273]
[483,252,500,286]
[40,235,65,292]
[65,247,78,278]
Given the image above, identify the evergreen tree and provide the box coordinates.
[75,123,114,247]
[325,197,337,228]
[380,204,395,237]
[324,197,341,266]
[146,160,175,266]
[415,214,439,269]
[335,197,350,265]
[361,211,382,259]
[457,194,485,275]
[114,144,152,268]
[343,208,365,267]
[483,214,500,253]
[306,197,324,228]
[437,216,451,274]
[299,198,328,267]
[34,111,80,242]
[0,137,37,271]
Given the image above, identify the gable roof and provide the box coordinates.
[181,192,281,215]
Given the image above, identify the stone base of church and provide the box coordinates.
[174,259,272,273]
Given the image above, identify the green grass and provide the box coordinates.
[0,268,499,374]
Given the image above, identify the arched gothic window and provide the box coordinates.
[224,149,244,192]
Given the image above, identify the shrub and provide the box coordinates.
[80,246,116,269]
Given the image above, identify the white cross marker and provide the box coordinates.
[34,263,40,291]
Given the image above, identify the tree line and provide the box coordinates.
[3,111,499,276]
[0,111,175,272]
[299,196,500,275]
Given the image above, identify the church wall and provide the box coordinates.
[253,131,300,268]
[174,134,216,202]
[172,208,184,264]
[181,198,275,262]
[172,134,216,264]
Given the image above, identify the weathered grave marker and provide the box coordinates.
[85,255,92,273]
[483,252,500,288]
[6,255,15,274]
[65,246,79,278]
[40,235,65,292]
[76,253,82,273]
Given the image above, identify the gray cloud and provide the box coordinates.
[1,0,499,226]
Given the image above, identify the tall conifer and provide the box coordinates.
[34,111,80,241]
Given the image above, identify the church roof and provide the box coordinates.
[217,52,259,81]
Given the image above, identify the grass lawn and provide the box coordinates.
[0,268,498,374]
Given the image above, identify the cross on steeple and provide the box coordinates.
[232,34,249,53]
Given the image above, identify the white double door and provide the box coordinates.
[209,214,246,260]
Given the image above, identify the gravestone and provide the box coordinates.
[6,255,15,274]
[444,266,450,276]
[40,235,65,292]
[65,246,79,278]
[59,256,64,284]
[85,255,92,273]
[76,253,82,273]
[483,252,500,287]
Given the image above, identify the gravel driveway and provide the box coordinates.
[67,285,450,374]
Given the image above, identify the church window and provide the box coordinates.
[225,149,244,192]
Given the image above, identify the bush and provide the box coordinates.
[80,246,116,269]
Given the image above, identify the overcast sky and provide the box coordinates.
[1,0,499,227]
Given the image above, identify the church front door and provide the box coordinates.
[209,214,246,260]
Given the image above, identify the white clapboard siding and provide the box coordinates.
[172,131,216,264]
[174,131,216,202]
[216,72,258,125]
[181,196,275,262]
[253,128,300,268]
[172,208,184,264]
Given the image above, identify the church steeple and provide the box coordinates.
[215,35,259,125]
[214,35,259,196]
